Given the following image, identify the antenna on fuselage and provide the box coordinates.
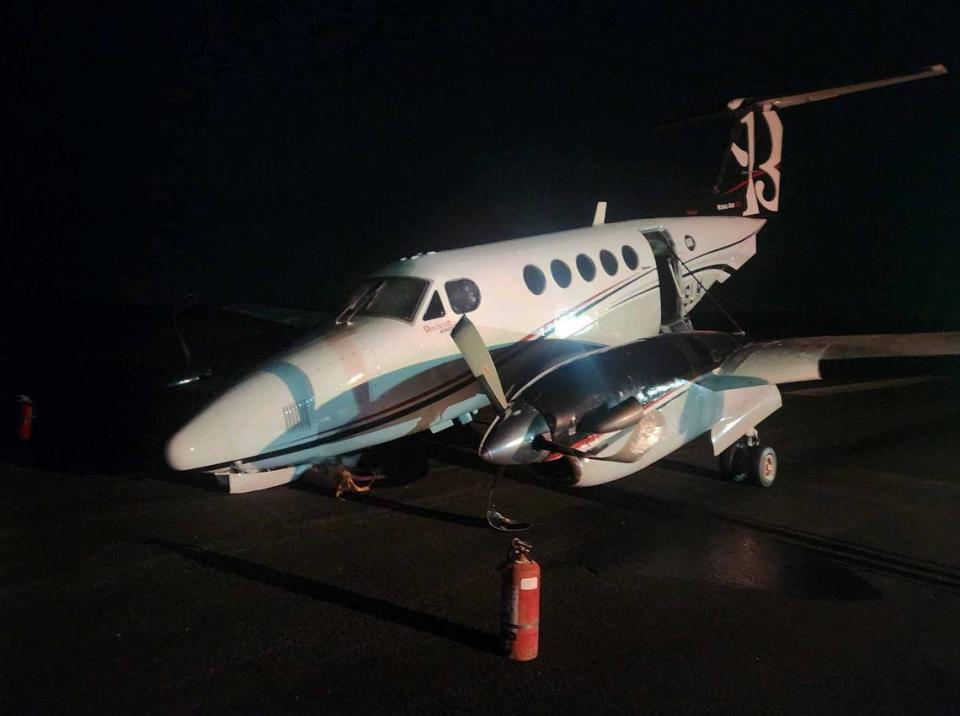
[592,201,607,226]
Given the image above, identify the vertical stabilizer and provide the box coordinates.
[711,64,947,217]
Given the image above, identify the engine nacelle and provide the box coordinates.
[531,381,782,487]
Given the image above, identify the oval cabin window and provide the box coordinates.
[622,245,639,271]
[599,249,618,276]
[444,278,481,314]
[576,254,596,282]
[550,259,572,288]
[523,265,546,295]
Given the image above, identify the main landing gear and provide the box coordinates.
[718,430,778,487]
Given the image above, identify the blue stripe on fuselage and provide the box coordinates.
[241,337,603,468]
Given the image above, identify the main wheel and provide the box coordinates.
[718,439,750,483]
[750,445,777,487]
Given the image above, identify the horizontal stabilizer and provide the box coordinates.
[728,65,947,112]
[718,333,960,385]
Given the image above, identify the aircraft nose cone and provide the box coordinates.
[479,402,550,465]
[165,370,295,471]
[165,415,232,471]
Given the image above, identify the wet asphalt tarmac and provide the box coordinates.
[3,377,960,714]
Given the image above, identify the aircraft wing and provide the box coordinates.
[224,303,331,329]
[715,333,960,385]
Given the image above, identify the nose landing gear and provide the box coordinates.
[718,430,778,487]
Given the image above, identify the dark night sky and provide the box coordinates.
[3,2,958,325]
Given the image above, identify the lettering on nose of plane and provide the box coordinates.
[423,318,454,334]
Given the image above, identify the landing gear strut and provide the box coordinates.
[718,430,778,487]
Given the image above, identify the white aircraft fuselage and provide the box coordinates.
[166,215,762,488]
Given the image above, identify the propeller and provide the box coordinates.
[485,468,530,532]
[451,316,531,531]
[450,315,643,467]
[451,316,508,416]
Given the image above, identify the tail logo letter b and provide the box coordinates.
[729,109,783,216]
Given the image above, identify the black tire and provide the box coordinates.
[718,439,750,483]
[750,445,777,487]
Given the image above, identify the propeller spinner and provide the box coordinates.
[450,316,552,465]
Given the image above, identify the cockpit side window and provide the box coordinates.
[356,277,429,322]
[422,290,446,320]
[444,278,481,314]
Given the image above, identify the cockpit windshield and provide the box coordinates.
[341,277,429,323]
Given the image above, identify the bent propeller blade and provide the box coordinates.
[451,315,509,416]
[486,507,531,532]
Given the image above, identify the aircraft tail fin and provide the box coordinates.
[709,64,947,217]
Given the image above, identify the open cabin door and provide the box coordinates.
[641,230,685,332]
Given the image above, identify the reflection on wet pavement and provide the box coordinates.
[566,517,884,601]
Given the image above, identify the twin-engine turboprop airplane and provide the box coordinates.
[165,64,954,500]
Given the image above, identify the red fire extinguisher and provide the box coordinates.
[499,538,540,661]
[17,395,34,442]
